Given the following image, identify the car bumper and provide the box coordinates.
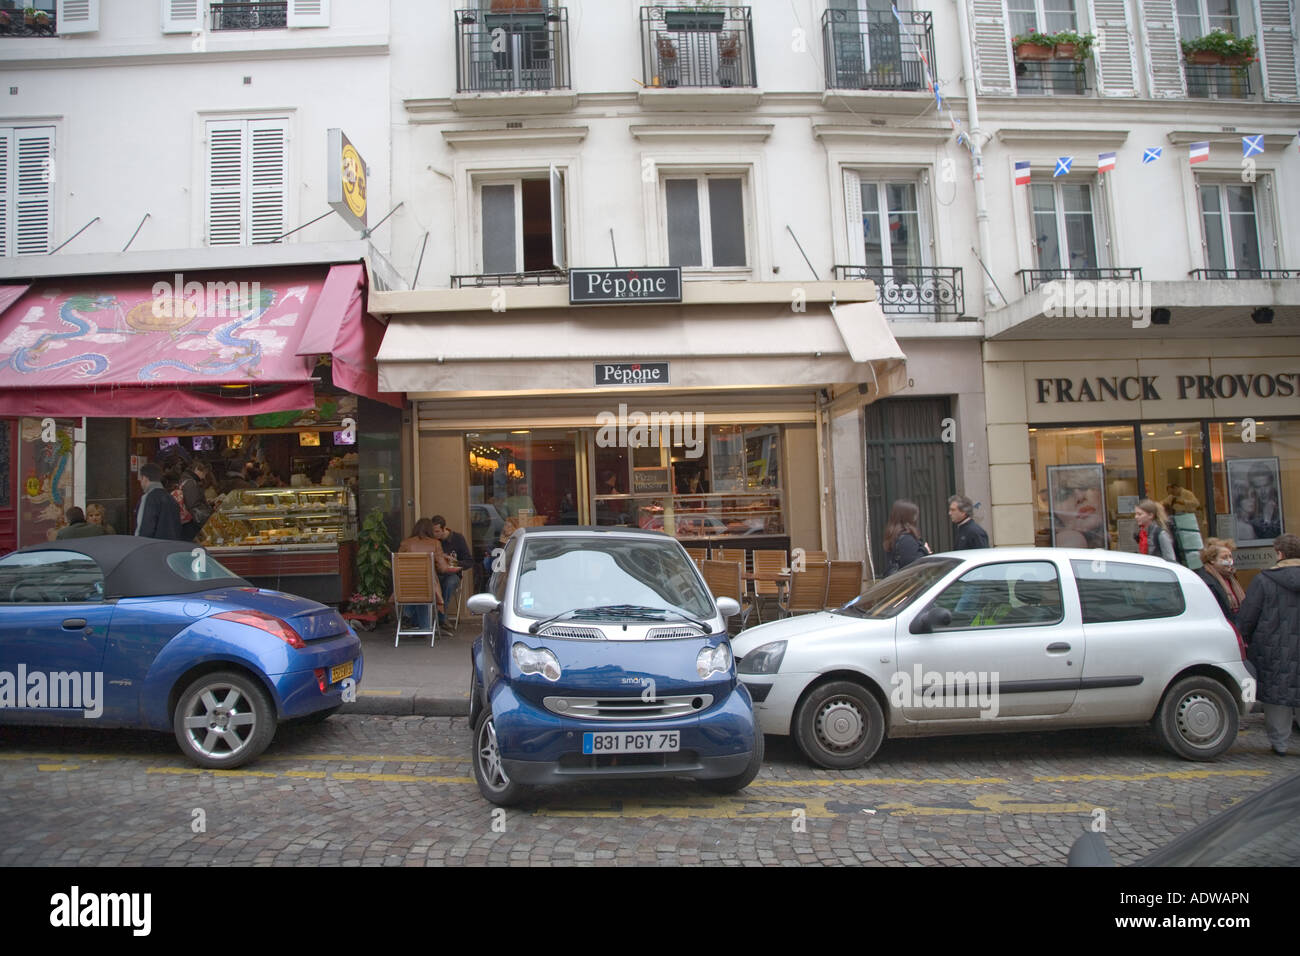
[739,672,813,737]
[271,632,364,718]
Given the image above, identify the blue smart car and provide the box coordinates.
[466,527,761,805]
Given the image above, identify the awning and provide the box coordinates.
[377,300,907,398]
[296,264,402,408]
[0,265,394,418]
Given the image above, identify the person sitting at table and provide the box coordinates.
[430,514,472,628]
[397,518,452,632]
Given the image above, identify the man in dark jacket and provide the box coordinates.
[56,507,105,539]
[136,462,183,540]
[948,495,990,550]
[1237,533,1300,755]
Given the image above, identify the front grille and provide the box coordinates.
[543,694,714,720]
[537,625,605,640]
[646,626,702,640]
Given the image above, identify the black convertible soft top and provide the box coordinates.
[11,535,249,599]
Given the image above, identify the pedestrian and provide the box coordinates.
[179,460,213,541]
[947,494,989,550]
[883,499,932,575]
[136,462,183,540]
[1236,534,1300,755]
[1194,537,1246,626]
[56,506,104,539]
[1133,499,1176,562]
[429,514,472,629]
[397,518,452,632]
[85,503,115,535]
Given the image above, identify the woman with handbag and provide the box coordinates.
[883,500,932,575]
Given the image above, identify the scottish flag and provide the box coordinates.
[1243,135,1264,158]
[1142,147,1162,164]
[1054,157,1073,177]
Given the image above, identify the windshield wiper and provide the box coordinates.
[528,604,709,633]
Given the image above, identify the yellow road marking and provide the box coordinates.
[36,764,79,772]
[535,796,841,819]
[146,767,280,778]
[331,771,473,784]
[260,754,464,764]
[1035,769,1273,783]
[876,793,1097,816]
[749,776,1009,788]
[283,771,327,779]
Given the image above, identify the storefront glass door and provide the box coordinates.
[1138,422,1208,544]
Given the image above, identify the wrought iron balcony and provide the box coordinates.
[455,7,571,93]
[640,6,756,89]
[821,9,933,93]
[833,265,965,319]
[1185,63,1254,99]
[1190,268,1296,280]
[1017,267,1142,293]
[450,270,568,288]
[0,8,56,36]
[211,1,288,31]
[1014,58,1089,95]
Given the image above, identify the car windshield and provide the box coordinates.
[514,536,715,620]
[836,558,961,619]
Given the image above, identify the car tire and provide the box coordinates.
[793,680,884,769]
[468,669,484,729]
[472,707,530,806]
[1154,675,1238,761]
[172,670,276,769]
[698,728,764,794]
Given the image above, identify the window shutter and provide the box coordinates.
[0,130,11,258]
[1256,175,1278,269]
[286,0,329,28]
[206,121,246,246]
[1088,0,1138,95]
[843,169,864,266]
[15,128,54,256]
[1138,0,1187,98]
[161,0,204,35]
[549,165,566,271]
[969,0,1015,93]
[248,120,287,244]
[56,0,99,34]
[1256,0,1300,102]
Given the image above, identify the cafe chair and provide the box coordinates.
[750,549,788,623]
[797,549,828,568]
[779,561,830,619]
[391,551,439,647]
[685,547,708,567]
[824,560,865,610]
[714,548,747,568]
[702,559,752,634]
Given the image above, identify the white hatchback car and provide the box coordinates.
[731,548,1254,769]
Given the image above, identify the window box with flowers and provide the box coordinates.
[1013,29,1055,61]
[1050,31,1095,62]
[1181,30,1257,68]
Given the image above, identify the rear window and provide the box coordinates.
[166,550,240,583]
[1070,559,1185,623]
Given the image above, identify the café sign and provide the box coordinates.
[570,267,682,305]
[595,362,670,387]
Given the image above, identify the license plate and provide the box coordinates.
[330,661,354,684]
[582,731,679,755]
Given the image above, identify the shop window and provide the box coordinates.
[0,125,55,256]
[1030,180,1101,276]
[1030,425,1137,550]
[1209,419,1297,551]
[663,173,748,270]
[477,166,566,276]
[205,117,288,246]
[1198,179,1271,273]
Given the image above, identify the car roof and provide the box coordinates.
[918,547,1188,567]
[514,525,674,540]
[8,535,248,599]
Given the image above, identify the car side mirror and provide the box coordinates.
[716,597,741,619]
[909,606,952,634]
[466,593,501,616]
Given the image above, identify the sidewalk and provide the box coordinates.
[341,617,473,717]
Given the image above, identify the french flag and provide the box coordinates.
[1098,151,1116,174]
[1189,141,1211,164]
[1014,161,1031,186]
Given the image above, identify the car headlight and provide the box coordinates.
[512,643,562,682]
[737,640,786,675]
[696,642,732,679]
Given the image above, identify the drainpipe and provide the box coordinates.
[953,0,1000,311]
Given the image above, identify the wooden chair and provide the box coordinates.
[391,551,438,647]
[824,560,865,610]
[714,548,747,568]
[685,547,707,566]
[779,562,830,618]
[750,549,788,623]
[797,549,828,568]
[702,559,752,633]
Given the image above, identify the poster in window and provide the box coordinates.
[19,417,74,547]
[710,427,746,492]
[1047,463,1107,550]
[1225,457,1283,547]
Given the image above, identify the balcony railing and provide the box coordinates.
[640,6,756,89]
[1014,58,1089,95]
[1185,63,1254,99]
[821,9,933,93]
[1190,268,1296,280]
[0,9,56,36]
[211,1,288,31]
[450,270,568,289]
[455,7,571,93]
[1018,267,1142,293]
[833,265,965,319]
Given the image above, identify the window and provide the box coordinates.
[205,118,288,246]
[664,174,747,269]
[1199,181,1265,272]
[1071,560,1184,622]
[462,0,562,92]
[930,561,1064,629]
[1176,0,1240,40]
[1008,0,1078,36]
[0,126,54,256]
[855,177,924,278]
[1030,180,1100,274]
[477,166,565,275]
[1010,0,1085,94]
[0,551,104,604]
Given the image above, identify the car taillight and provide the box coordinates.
[1231,623,1248,662]
[213,609,306,649]
[314,668,328,693]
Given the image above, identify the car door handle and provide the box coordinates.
[62,618,88,630]
[1046,642,1071,652]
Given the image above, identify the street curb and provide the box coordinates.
[342,695,469,717]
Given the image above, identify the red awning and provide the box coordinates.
[296,263,401,408]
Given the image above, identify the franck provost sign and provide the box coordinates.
[570,267,682,305]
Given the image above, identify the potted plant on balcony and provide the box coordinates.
[656,33,680,86]
[1181,29,1255,66]
[1012,29,1055,61]
[1051,30,1095,61]
[1223,34,1258,67]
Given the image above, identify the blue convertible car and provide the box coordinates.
[467,527,761,806]
[0,536,362,768]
